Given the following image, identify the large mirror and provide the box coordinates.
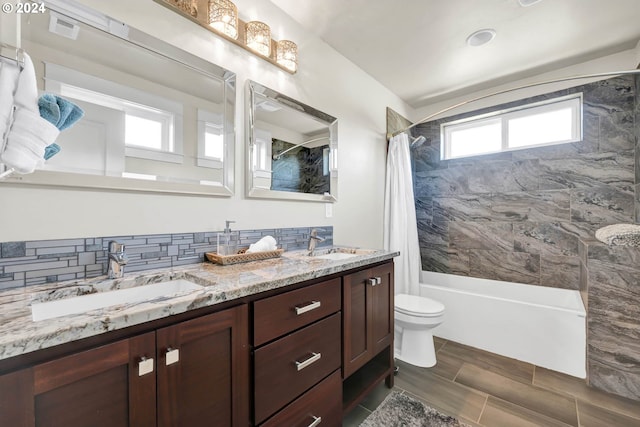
[246,80,338,202]
[8,1,235,195]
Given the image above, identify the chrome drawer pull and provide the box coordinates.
[295,300,321,315]
[307,415,322,427]
[295,352,322,371]
[375,276,382,285]
[138,357,154,376]
[166,347,180,366]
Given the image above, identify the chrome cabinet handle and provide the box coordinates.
[295,300,321,315]
[295,352,322,371]
[367,277,381,286]
[166,347,180,366]
[307,415,322,427]
[138,356,154,376]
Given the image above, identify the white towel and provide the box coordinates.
[0,52,59,174]
[246,235,278,253]
[1,107,59,173]
[0,58,21,152]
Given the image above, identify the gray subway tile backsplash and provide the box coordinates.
[0,226,332,289]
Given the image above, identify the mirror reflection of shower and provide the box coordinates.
[270,136,331,195]
[272,136,330,160]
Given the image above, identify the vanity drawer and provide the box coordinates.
[254,313,341,424]
[253,277,341,346]
[260,370,342,427]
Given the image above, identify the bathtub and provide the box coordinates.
[420,271,586,378]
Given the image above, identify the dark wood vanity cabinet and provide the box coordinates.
[342,262,395,412]
[0,305,250,427]
[253,278,343,426]
[0,332,157,427]
[156,304,250,427]
[0,258,395,426]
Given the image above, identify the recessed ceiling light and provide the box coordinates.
[518,0,542,6]
[466,29,496,47]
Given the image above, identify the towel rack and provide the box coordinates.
[0,43,25,70]
[0,44,24,180]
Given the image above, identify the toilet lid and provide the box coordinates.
[395,293,444,317]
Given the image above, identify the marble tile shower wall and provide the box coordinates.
[0,226,333,290]
[412,75,638,290]
[412,74,640,402]
[584,242,640,401]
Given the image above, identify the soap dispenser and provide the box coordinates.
[217,220,239,255]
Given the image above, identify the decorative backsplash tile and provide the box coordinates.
[0,226,333,290]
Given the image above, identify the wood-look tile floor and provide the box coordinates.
[343,338,640,427]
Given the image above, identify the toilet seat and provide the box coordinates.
[395,293,444,318]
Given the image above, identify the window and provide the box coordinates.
[197,110,225,169]
[124,105,175,152]
[44,62,184,165]
[441,94,582,160]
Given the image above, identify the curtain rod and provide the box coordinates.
[272,136,330,160]
[391,68,640,139]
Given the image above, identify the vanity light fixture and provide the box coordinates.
[276,40,298,73]
[155,0,297,74]
[208,0,238,39]
[245,21,271,56]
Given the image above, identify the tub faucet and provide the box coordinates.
[107,240,128,279]
[308,229,326,255]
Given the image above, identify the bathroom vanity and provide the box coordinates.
[0,248,397,426]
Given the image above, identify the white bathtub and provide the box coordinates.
[420,271,586,378]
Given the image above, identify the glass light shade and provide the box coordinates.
[245,21,271,56]
[176,0,197,17]
[276,40,297,72]
[208,0,238,40]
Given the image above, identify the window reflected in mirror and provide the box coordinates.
[15,3,236,195]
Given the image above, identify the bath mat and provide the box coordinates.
[359,391,471,427]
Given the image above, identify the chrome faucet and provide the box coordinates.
[308,229,326,255]
[107,240,128,279]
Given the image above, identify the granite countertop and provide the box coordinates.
[0,247,398,362]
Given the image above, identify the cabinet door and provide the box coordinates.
[370,263,394,355]
[343,262,394,379]
[156,304,250,427]
[343,267,372,378]
[0,332,157,427]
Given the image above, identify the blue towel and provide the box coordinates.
[38,93,84,160]
[38,93,84,131]
[44,143,60,160]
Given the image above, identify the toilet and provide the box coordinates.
[394,293,445,368]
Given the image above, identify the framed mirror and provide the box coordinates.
[246,80,338,202]
[8,0,236,195]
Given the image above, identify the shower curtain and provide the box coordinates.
[383,133,422,296]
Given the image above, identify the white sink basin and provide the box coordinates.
[314,252,360,260]
[31,279,203,321]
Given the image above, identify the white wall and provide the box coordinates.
[0,0,412,248]
[0,7,19,47]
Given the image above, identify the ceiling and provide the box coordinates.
[269,0,640,108]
